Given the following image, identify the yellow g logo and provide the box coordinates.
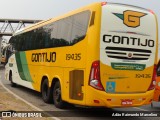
[124,10,146,27]
[113,10,147,28]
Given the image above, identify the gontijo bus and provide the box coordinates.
[5,2,158,108]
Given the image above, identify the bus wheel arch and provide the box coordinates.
[51,78,59,93]
[41,76,53,103]
[9,70,16,87]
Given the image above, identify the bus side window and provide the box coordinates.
[25,32,31,51]
[157,60,160,76]
[71,11,90,45]
[32,30,38,50]
[36,28,44,49]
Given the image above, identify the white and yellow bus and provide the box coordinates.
[5,2,158,108]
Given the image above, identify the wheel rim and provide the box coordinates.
[54,88,61,103]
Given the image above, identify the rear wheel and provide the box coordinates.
[53,81,66,109]
[9,72,16,87]
[41,79,52,103]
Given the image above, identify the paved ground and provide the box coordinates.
[0,84,53,120]
[0,65,51,120]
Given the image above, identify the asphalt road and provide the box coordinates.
[0,66,160,120]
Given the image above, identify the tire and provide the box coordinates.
[9,72,16,87]
[41,79,53,103]
[53,81,66,109]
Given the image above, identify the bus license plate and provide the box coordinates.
[121,99,132,106]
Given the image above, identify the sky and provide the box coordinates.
[0,0,159,20]
[0,0,159,41]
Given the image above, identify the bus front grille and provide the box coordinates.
[105,47,151,61]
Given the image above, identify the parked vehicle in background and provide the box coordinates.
[0,39,8,65]
[1,44,14,65]
[153,60,160,102]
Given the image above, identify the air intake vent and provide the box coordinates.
[105,47,151,61]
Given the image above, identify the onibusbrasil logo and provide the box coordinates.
[113,10,147,27]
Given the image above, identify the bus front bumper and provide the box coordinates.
[85,87,154,108]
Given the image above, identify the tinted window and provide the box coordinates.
[25,32,32,50]
[9,10,91,51]
[71,11,90,45]
[15,36,20,51]
[36,28,45,49]
[31,30,38,50]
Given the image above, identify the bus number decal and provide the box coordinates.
[66,53,81,60]
[135,74,151,78]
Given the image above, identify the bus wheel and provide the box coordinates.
[9,72,16,87]
[41,79,52,103]
[53,81,66,109]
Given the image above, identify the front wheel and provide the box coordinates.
[9,72,16,87]
[53,81,66,109]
